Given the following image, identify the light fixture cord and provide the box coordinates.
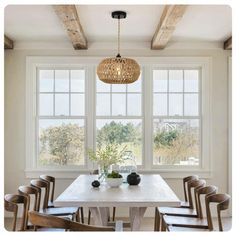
[118,17,120,56]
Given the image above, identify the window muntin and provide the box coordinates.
[153,69,201,166]
[37,69,86,167]
[96,74,143,166]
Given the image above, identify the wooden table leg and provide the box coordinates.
[88,207,110,226]
[129,207,147,231]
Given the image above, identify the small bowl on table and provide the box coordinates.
[105,171,123,188]
[105,178,123,188]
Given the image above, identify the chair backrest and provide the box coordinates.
[28,211,115,231]
[39,175,55,204]
[187,179,205,209]
[4,194,28,231]
[183,175,199,202]
[195,185,218,219]
[205,193,230,231]
[30,179,49,210]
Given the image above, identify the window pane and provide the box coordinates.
[55,70,69,92]
[169,94,183,116]
[71,94,84,116]
[71,70,85,92]
[127,74,142,92]
[127,94,141,116]
[169,70,183,92]
[153,119,199,166]
[112,84,126,92]
[112,94,126,116]
[96,77,111,92]
[39,94,53,116]
[39,70,54,92]
[153,70,168,92]
[184,94,199,116]
[38,119,85,166]
[184,70,199,92]
[55,94,69,116]
[97,94,110,116]
[153,94,167,116]
[96,119,142,165]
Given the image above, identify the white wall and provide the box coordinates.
[4,44,232,218]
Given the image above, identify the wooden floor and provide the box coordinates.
[4,217,232,231]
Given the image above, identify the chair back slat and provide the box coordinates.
[28,211,115,231]
[4,194,28,231]
[196,185,218,219]
[205,193,230,231]
[31,179,49,210]
[40,175,55,204]
[187,179,206,209]
[183,175,198,202]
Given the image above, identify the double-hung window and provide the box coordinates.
[37,68,86,167]
[96,74,143,166]
[152,69,201,167]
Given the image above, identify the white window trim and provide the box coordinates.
[25,56,212,179]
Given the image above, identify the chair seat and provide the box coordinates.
[40,207,78,216]
[158,207,197,217]
[163,215,208,229]
[168,226,210,232]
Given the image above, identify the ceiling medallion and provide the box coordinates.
[97,11,140,84]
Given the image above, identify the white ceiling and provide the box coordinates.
[4,5,232,44]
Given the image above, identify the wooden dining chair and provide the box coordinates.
[88,170,116,224]
[154,179,206,231]
[181,175,199,208]
[39,175,84,223]
[18,185,41,230]
[28,211,116,231]
[162,190,229,231]
[4,194,28,231]
[30,179,80,221]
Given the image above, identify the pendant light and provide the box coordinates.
[97,11,140,84]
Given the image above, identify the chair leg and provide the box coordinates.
[80,207,84,224]
[112,207,116,221]
[161,220,167,231]
[88,210,91,225]
[154,207,161,231]
[75,209,80,222]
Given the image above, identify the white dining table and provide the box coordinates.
[54,174,180,231]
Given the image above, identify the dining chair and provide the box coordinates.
[30,179,80,221]
[88,169,116,224]
[154,179,206,231]
[18,185,40,230]
[181,175,199,208]
[162,191,230,231]
[28,211,116,231]
[39,175,84,223]
[4,194,28,231]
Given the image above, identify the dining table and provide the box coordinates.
[54,174,180,231]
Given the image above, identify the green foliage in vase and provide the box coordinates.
[87,144,127,169]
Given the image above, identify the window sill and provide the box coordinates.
[25,168,212,179]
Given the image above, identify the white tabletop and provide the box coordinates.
[54,174,180,208]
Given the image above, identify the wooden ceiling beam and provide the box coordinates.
[53,5,87,50]
[4,35,14,49]
[151,5,187,50]
[224,36,232,50]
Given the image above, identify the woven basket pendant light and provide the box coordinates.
[97,11,140,84]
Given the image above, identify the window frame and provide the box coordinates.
[25,56,212,179]
[152,67,202,168]
[95,70,144,167]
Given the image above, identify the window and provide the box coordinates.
[26,57,211,177]
[37,69,86,167]
[96,74,143,165]
[153,69,201,166]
